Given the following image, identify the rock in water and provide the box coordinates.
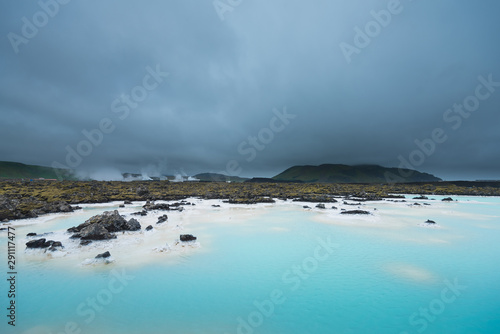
[125,218,141,231]
[293,195,338,203]
[145,225,153,231]
[95,251,111,259]
[156,215,168,224]
[442,197,454,202]
[425,219,436,224]
[413,195,429,200]
[26,238,47,248]
[340,210,371,215]
[180,234,197,242]
[26,232,37,237]
[80,240,92,246]
[68,210,141,240]
[77,224,116,240]
[316,203,326,209]
[47,241,63,252]
[143,203,170,211]
[26,238,62,249]
[93,210,133,232]
[131,210,147,216]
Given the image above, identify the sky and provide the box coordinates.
[1,0,499,180]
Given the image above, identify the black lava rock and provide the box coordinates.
[340,210,371,215]
[180,234,197,242]
[95,251,111,259]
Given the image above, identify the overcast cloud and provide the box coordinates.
[1,0,499,180]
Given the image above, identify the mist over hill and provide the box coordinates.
[0,161,442,184]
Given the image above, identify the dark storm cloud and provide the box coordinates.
[1,0,499,180]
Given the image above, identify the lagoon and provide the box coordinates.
[2,196,499,334]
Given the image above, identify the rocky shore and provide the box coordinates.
[0,194,78,221]
[1,179,499,222]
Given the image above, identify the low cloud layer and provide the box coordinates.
[1,0,499,180]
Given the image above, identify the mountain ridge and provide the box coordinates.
[272,164,441,183]
[0,161,74,180]
[193,173,249,182]
[0,161,441,183]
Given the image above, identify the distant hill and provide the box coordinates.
[0,161,74,180]
[193,173,249,183]
[272,164,442,183]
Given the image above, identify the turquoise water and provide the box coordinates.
[1,197,500,334]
